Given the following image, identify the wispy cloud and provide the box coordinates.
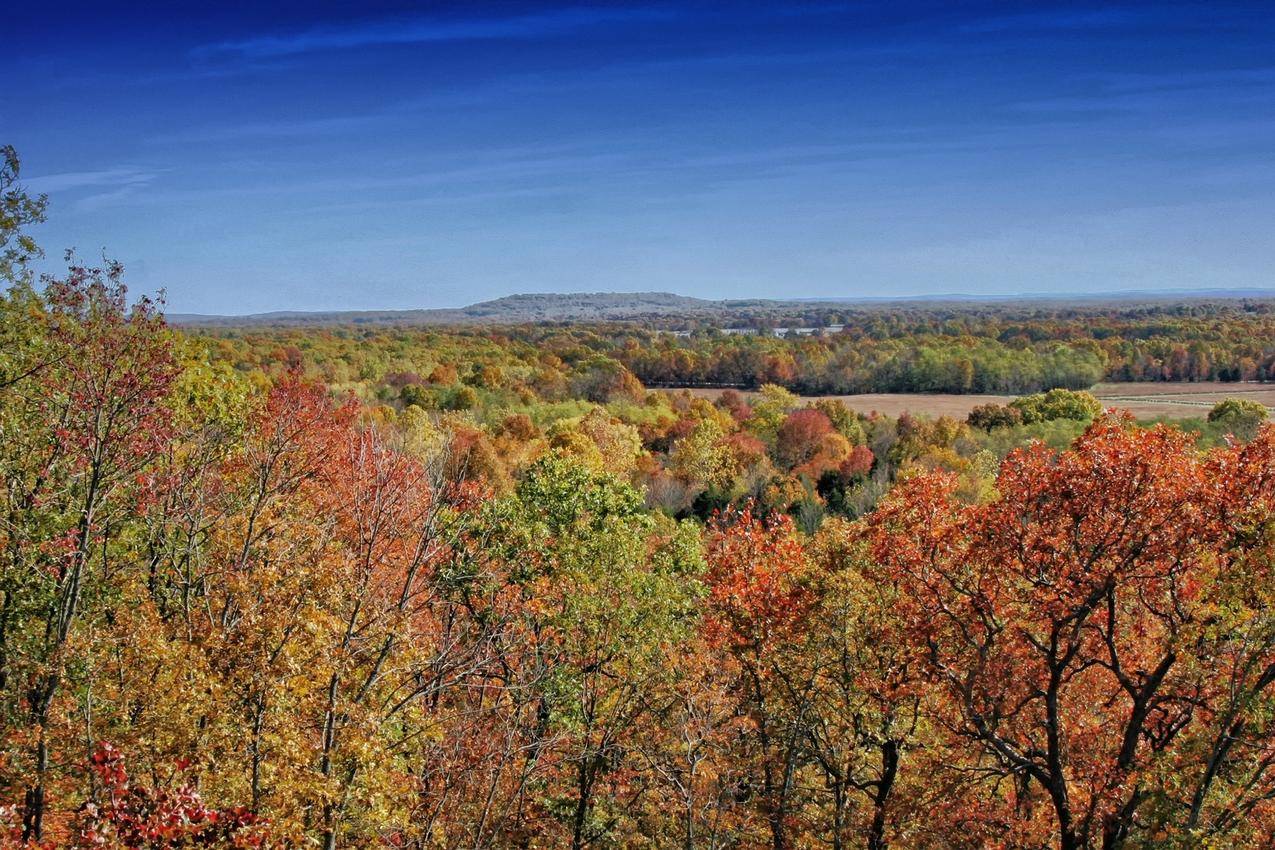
[150,114,386,144]
[153,40,901,147]
[45,144,634,211]
[195,6,680,60]
[23,167,156,194]
[961,8,1141,34]
[1094,67,1275,93]
[961,4,1250,36]
[75,185,151,213]
[1009,66,1275,119]
[23,167,161,213]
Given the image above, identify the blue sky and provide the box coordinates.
[6,1,1275,313]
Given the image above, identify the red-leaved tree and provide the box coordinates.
[868,416,1275,849]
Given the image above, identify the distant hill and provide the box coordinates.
[169,288,1275,328]
[170,291,769,327]
[456,292,720,320]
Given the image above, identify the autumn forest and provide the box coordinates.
[4,144,1275,850]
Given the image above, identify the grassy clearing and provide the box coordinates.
[685,382,1275,420]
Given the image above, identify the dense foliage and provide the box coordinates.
[3,149,1275,849]
[546,305,1275,393]
[186,294,1275,403]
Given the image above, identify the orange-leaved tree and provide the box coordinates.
[703,505,818,850]
[868,415,1275,849]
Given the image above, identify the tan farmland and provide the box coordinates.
[684,382,1275,420]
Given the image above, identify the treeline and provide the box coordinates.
[624,296,1275,335]
[607,310,1275,393]
[184,298,1275,399]
[620,333,1108,394]
[176,287,1275,400]
[201,311,1275,402]
[236,306,1275,398]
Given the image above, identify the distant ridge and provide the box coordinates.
[171,291,760,326]
[169,288,1275,327]
[793,287,1275,304]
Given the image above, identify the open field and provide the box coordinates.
[1092,382,1275,419]
[683,382,1275,420]
[693,391,1020,419]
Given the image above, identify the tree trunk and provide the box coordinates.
[570,757,596,850]
[21,729,48,842]
[867,740,899,850]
